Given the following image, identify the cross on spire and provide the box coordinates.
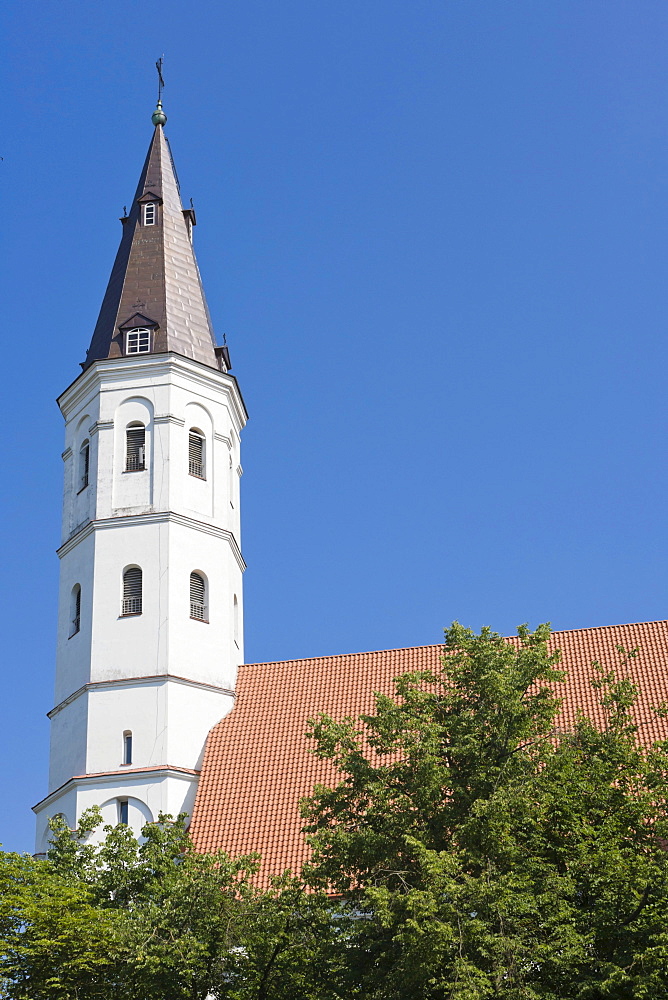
[156,56,165,102]
[151,57,167,127]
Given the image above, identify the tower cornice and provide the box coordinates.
[57,511,246,571]
[33,766,201,816]
[47,672,236,720]
[58,352,248,428]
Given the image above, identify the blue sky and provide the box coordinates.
[2,0,668,852]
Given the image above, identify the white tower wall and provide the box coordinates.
[34,353,246,851]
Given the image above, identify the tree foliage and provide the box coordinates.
[0,812,340,1000]
[4,622,668,998]
[302,622,668,998]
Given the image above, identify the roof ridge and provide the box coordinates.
[241,643,445,669]
[548,619,668,637]
[241,620,668,670]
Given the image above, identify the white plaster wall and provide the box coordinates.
[59,355,245,529]
[54,532,96,705]
[71,413,95,532]
[183,401,214,518]
[34,786,78,855]
[35,771,200,849]
[60,387,101,543]
[73,516,243,687]
[85,682,168,773]
[89,519,171,682]
[112,396,154,510]
[95,792,153,829]
[48,691,88,792]
[83,679,233,775]
[166,518,243,688]
[164,682,234,769]
[40,354,247,848]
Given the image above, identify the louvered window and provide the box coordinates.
[78,441,90,492]
[70,585,81,637]
[122,567,142,616]
[126,425,145,471]
[126,328,151,354]
[123,732,133,766]
[190,572,207,621]
[188,430,205,478]
[143,203,156,226]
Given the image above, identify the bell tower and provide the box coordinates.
[34,101,247,850]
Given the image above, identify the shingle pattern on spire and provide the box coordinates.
[189,620,668,886]
[84,125,218,370]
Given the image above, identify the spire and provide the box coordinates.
[84,108,221,371]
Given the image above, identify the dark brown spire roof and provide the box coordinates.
[84,124,219,370]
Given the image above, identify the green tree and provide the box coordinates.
[44,809,259,998]
[0,812,342,1000]
[302,622,668,999]
[226,877,350,1000]
[0,848,121,999]
[6,621,668,999]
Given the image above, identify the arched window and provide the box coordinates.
[78,440,90,492]
[123,731,133,766]
[190,572,207,621]
[126,328,151,355]
[143,203,156,226]
[122,567,142,616]
[125,423,145,471]
[188,429,205,479]
[70,584,81,637]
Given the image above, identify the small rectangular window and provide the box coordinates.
[119,800,129,825]
[188,432,205,478]
[123,733,133,766]
[126,427,146,472]
[122,567,143,616]
[78,442,90,492]
[190,572,207,621]
[143,203,156,226]
[69,586,81,638]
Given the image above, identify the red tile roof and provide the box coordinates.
[189,621,668,885]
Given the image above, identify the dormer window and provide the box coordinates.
[126,328,150,354]
[143,202,156,226]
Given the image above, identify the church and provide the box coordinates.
[33,101,668,885]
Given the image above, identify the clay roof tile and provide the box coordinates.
[189,622,668,885]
